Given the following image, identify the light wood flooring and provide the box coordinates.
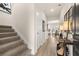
[36,35,58,56]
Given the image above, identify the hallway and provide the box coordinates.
[36,35,58,56]
[0,3,78,56]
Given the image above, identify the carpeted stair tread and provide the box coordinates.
[0,32,17,38]
[2,44,27,56]
[0,40,24,54]
[0,36,20,45]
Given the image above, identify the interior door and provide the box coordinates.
[36,14,42,49]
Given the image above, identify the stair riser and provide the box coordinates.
[0,40,24,54]
[0,29,14,33]
[0,37,20,45]
[0,33,17,38]
[0,25,12,29]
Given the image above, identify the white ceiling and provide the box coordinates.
[35,3,65,19]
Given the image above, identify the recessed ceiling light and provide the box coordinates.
[50,9,54,12]
[36,12,39,16]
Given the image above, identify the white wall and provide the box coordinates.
[34,6,48,54]
[12,3,35,54]
[0,3,35,55]
[0,9,13,25]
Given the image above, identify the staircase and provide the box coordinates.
[0,25,31,56]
